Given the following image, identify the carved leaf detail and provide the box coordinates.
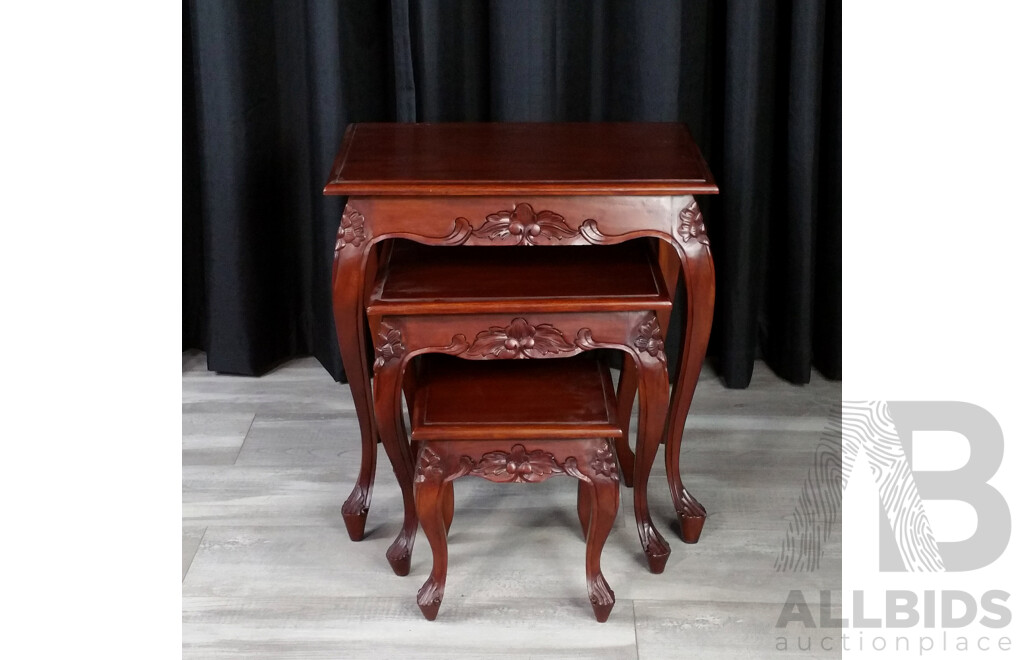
[574,328,602,352]
[465,318,576,359]
[437,217,472,245]
[415,446,445,483]
[471,444,564,483]
[678,199,709,245]
[448,456,475,481]
[588,572,615,608]
[374,323,405,370]
[562,456,587,482]
[578,218,611,245]
[470,203,577,245]
[634,314,665,359]
[439,334,470,356]
[336,206,368,255]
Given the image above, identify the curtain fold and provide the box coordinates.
[184,0,841,388]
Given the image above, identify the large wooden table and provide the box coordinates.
[324,122,717,573]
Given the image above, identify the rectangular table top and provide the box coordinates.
[324,122,717,196]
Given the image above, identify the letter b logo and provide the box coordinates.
[878,402,1010,571]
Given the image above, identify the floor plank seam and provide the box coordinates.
[231,414,258,465]
[632,599,641,659]
[183,526,207,583]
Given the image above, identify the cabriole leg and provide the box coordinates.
[632,351,672,573]
[332,222,377,542]
[414,444,450,621]
[666,224,715,543]
[372,352,418,576]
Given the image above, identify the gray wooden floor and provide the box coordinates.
[183,350,841,659]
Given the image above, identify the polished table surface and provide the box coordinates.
[325,122,717,196]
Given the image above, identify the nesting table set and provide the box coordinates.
[324,123,717,622]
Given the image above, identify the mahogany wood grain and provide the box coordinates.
[325,123,718,197]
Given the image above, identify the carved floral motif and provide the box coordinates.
[415,441,614,488]
[336,206,367,254]
[634,314,665,360]
[590,443,618,479]
[471,444,564,483]
[468,203,577,245]
[373,323,405,370]
[465,318,576,359]
[677,199,709,245]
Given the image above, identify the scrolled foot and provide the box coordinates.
[642,523,671,574]
[416,576,445,621]
[587,572,616,623]
[386,533,414,577]
[677,490,707,544]
[341,486,370,541]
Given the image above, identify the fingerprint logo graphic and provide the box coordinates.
[774,406,842,572]
[844,401,944,571]
[776,401,945,572]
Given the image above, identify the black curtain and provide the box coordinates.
[184,0,841,388]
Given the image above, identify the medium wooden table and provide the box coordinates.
[324,122,717,569]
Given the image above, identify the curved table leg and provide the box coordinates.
[632,350,672,573]
[614,361,637,488]
[371,351,418,576]
[666,227,715,543]
[414,444,449,621]
[573,449,619,623]
[332,218,377,542]
[576,479,592,541]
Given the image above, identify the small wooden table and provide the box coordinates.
[409,354,623,622]
[324,122,718,568]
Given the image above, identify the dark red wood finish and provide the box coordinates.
[410,355,620,622]
[370,240,671,316]
[367,244,675,576]
[326,123,717,197]
[411,355,622,440]
[325,123,717,572]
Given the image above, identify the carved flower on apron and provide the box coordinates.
[677,199,709,245]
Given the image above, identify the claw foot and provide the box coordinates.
[679,512,706,544]
[677,492,707,544]
[417,577,445,621]
[587,573,616,623]
[642,523,671,574]
[386,533,414,576]
[341,487,370,541]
